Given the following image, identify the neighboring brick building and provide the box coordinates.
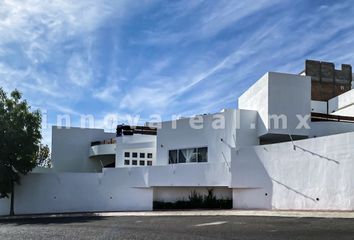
[304,60,352,101]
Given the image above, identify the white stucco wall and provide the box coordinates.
[0,169,152,216]
[311,100,327,114]
[89,144,116,157]
[238,72,311,137]
[0,198,10,216]
[116,135,156,167]
[235,109,259,147]
[238,73,269,136]
[231,132,354,210]
[52,127,116,172]
[329,89,354,116]
[149,162,231,187]
[309,121,354,138]
[156,109,236,165]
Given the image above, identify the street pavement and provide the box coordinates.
[0,215,354,239]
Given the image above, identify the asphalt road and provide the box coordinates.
[0,215,353,240]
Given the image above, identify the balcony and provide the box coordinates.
[89,138,116,157]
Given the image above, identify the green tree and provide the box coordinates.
[37,144,51,168]
[0,88,43,215]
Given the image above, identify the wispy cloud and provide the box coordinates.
[1,0,354,146]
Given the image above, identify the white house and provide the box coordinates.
[1,59,354,215]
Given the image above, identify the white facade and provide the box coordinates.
[52,127,116,172]
[2,64,354,215]
[116,135,156,168]
[231,132,354,210]
[238,72,311,138]
[156,109,236,165]
[329,89,354,116]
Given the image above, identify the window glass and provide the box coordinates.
[124,152,130,158]
[178,150,186,163]
[132,152,138,158]
[147,153,153,158]
[169,147,207,164]
[140,153,145,158]
[124,160,130,165]
[169,150,178,164]
[198,147,208,162]
[132,160,137,165]
[147,161,152,166]
[139,160,145,166]
[179,148,197,163]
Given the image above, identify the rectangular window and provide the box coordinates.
[147,153,153,158]
[168,147,207,164]
[169,150,178,164]
[147,161,152,166]
[132,160,137,165]
[124,160,130,165]
[140,153,145,158]
[132,152,138,158]
[124,152,130,158]
[139,160,145,166]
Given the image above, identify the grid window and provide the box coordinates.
[140,153,145,158]
[139,160,145,166]
[124,152,130,158]
[132,152,138,158]
[132,160,137,165]
[124,160,130,165]
[147,161,152,166]
[147,153,153,158]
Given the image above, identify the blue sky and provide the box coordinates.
[1,0,354,145]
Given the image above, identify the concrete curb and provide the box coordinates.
[1,210,354,220]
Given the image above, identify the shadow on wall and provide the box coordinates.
[233,137,342,210]
[270,178,318,203]
[232,148,273,209]
[292,144,339,165]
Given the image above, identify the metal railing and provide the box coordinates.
[91,138,116,147]
[311,112,354,123]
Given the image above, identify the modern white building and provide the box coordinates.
[1,59,354,215]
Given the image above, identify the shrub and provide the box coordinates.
[153,189,232,210]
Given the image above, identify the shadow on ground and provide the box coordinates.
[0,215,107,225]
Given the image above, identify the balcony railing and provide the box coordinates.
[116,125,157,137]
[311,112,354,123]
[91,138,116,147]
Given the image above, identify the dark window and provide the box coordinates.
[140,153,145,158]
[132,160,137,165]
[147,161,152,166]
[139,160,145,166]
[147,153,153,158]
[169,150,178,164]
[178,149,186,163]
[124,152,130,158]
[124,160,130,165]
[132,152,138,158]
[197,147,208,162]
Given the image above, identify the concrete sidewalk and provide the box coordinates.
[1,210,354,220]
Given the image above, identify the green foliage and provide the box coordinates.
[37,144,51,168]
[0,88,43,214]
[188,190,204,208]
[153,189,233,210]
